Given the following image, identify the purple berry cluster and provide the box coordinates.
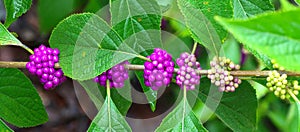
[144,48,174,90]
[207,57,241,92]
[94,61,129,88]
[176,52,201,90]
[26,45,66,90]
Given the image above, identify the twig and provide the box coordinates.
[1,61,300,77]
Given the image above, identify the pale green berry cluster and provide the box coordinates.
[271,59,285,71]
[266,70,299,100]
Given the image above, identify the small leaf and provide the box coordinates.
[0,23,32,54]
[222,36,241,64]
[37,0,77,33]
[87,97,132,131]
[0,68,48,127]
[178,0,233,56]
[216,9,300,71]
[197,78,257,131]
[0,119,13,132]
[79,80,132,115]
[232,0,274,18]
[50,13,140,80]
[155,93,207,131]
[4,0,32,27]
[132,54,157,111]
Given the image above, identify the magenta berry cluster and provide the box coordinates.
[207,57,241,92]
[144,48,174,90]
[26,45,66,90]
[176,52,201,90]
[94,61,129,88]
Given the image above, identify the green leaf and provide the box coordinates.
[155,92,207,131]
[232,0,274,18]
[0,119,13,132]
[0,23,32,54]
[4,0,32,27]
[132,54,157,111]
[197,78,257,131]
[279,0,297,11]
[222,36,241,64]
[110,0,162,53]
[87,96,132,131]
[38,0,77,33]
[0,68,48,127]
[110,0,162,110]
[295,0,300,5]
[178,0,233,56]
[216,9,300,71]
[296,102,300,132]
[49,13,140,80]
[155,0,173,12]
[232,0,274,68]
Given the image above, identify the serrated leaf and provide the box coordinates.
[110,0,162,53]
[0,23,32,54]
[49,13,140,80]
[233,0,274,18]
[87,96,132,132]
[38,0,77,33]
[178,0,233,56]
[232,0,274,69]
[4,0,32,27]
[216,9,300,71]
[132,53,157,111]
[0,119,13,132]
[110,0,162,110]
[156,92,207,132]
[197,78,257,131]
[78,78,132,116]
[0,68,48,127]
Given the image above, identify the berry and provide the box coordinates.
[266,70,299,100]
[207,57,241,92]
[144,48,174,90]
[94,61,129,88]
[271,59,285,71]
[176,52,201,90]
[26,45,66,90]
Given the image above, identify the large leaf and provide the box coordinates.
[49,13,140,80]
[232,0,274,69]
[178,0,233,56]
[0,68,48,127]
[110,0,162,110]
[0,23,32,54]
[198,78,257,131]
[233,0,274,18]
[87,96,131,131]
[4,0,32,27]
[216,9,300,71]
[38,0,77,33]
[0,119,13,132]
[110,0,162,53]
[156,90,207,131]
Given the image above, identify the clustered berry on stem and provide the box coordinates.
[144,48,174,90]
[94,61,129,88]
[26,45,66,90]
[266,70,300,100]
[207,57,241,92]
[175,52,201,90]
[271,59,285,71]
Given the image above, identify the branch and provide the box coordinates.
[1,61,300,77]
